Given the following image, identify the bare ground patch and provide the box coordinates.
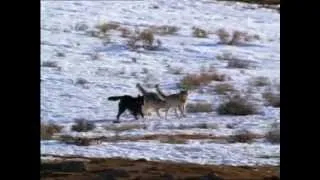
[41,157,279,180]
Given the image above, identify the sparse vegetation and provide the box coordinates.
[214,83,236,95]
[217,52,253,68]
[105,123,147,132]
[42,61,58,68]
[139,29,154,46]
[266,125,280,144]
[150,25,179,35]
[90,53,100,60]
[95,22,120,34]
[159,136,187,144]
[168,66,183,75]
[227,58,252,69]
[127,29,161,51]
[118,27,132,38]
[228,129,257,143]
[216,52,234,61]
[186,102,214,113]
[56,52,65,57]
[263,91,280,107]
[216,29,230,44]
[216,0,280,5]
[192,27,208,38]
[150,4,160,9]
[74,22,89,31]
[41,123,63,140]
[216,29,259,45]
[250,76,271,87]
[217,94,258,115]
[71,118,96,132]
[142,67,149,74]
[226,123,236,129]
[229,31,244,45]
[180,71,227,90]
[75,78,89,85]
[59,135,101,146]
[178,123,218,129]
[86,30,101,38]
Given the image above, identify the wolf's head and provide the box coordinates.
[179,89,189,102]
[136,94,144,106]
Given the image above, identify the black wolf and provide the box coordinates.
[108,95,144,122]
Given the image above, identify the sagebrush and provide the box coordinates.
[186,102,214,113]
[192,27,208,38]
[180,71,227,90]
[217,94,258,115]
[41,123,63,140]
[71,118,96,132]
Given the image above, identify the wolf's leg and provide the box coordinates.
[174,108,180,119]
[156,109,162,118]
[116,103,126,121]
[165,107,170,120]
[178,105,186,118]
[139,108,144,120]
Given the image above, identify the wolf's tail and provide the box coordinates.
[155,84,167,98]
[136,83,148,95]
[108,96,123,101]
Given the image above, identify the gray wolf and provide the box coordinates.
[155,84,189,119]
[136,83,166,118]
[108,95,144,122]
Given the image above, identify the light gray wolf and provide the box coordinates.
[136,83,166,118]
[155,84,189,119]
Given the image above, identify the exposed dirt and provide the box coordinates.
[56,133,266,146]
[41,157,280,180]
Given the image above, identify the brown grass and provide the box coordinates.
[216,29,260,45]
[41,123,63,140]
[127,29,161,51]
[214,83,236,95]
[95,22,120,34]
[180,72,227,90]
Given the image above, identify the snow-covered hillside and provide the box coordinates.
[41,0,280,166]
